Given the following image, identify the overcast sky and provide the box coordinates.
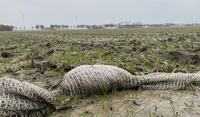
[0,0,200,29]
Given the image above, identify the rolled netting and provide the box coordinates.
[1,65,200,116]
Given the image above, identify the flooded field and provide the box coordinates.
[1,27,200,116]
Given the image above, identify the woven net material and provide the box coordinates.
[139,73,200,90]
[61,65,135,96]
[0,76,56,116]
[1,65,200,116]
[61,65,200,96]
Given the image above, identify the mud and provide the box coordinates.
[53,89,200,117]
[163,51,200,65]
[1,51,11,58]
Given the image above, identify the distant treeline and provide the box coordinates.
[10,22,200,31]
[42,23,200,30]
[0,25,14,31]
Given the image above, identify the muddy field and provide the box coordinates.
[1,27,200,117]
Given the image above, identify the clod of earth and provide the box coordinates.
[1,65,200,116]
[163,51,200,64]
[1,52,11,58]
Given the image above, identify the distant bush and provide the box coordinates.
[0,24,14,31]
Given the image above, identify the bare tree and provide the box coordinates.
[61,25,64,29]
[110,23,114,28]
[64,25,69,29]
[54,24,58,29]
[40,25,45,30]
[35,25,39,30]
[50,25,54,29]
[57,25,61,30]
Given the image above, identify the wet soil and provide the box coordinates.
[1,27,200,116]
[53,89,200,117]
[163,51,200,65]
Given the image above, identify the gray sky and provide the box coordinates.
[0,0,200,29]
